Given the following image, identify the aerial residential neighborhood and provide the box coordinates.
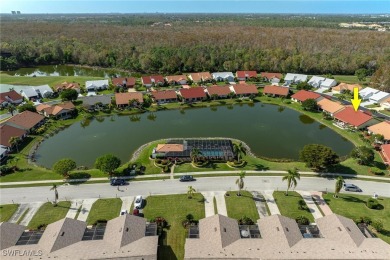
[0,2,389,260]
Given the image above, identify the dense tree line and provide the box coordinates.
[1,17,389,91]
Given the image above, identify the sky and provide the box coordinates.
[1,0,389,14]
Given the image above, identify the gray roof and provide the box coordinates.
[212,72,234,79]
[184,214,390,259]
[34,85,53,94]
[0,222,25,250]
[81,95,112,107]
[21,88,38,98]
[86,80,109,89]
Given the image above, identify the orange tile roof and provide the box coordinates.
[332,83,362,92]
[236,71,257,78]
[232,84,257,95]
[263,85,289,96]
[334,107,373,127]
[317,99,345,114]
[381,144,390,163]
[151,90,177,100]
[206,86,231,96]
[36,104,51,113]
[156,144,184,153]
[166,75,187,83]
[0,124,26,147]
[6,111,45,130]
[111,77,136,87]
[367,121,390,140]
[189,72,212,81]
[260,72,283,80]
[179,87,206,99]
[115,92,143,105]
[291,90,321,102]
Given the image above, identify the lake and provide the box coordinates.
[2,65,128,78]
[35,103,354,168]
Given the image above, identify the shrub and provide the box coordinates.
[153,217,168,228]
[238,216,255,225]
[163,165,170,172]
[155,159,162,164]
[355,216,372,225]
[369,167,384,176]
[367,198,379,209]
[371,220,383,232]
[295,216,310,225]
[297,199,307,210]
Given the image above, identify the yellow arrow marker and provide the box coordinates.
[351,87,361,112]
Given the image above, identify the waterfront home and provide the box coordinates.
[359,87,379,100]
[86,80,109,91]
[184,214,390,260]
[367,121,390,143]
[4,111,45,133]
[369,90,390,104]
[36,102,76,120]
[206,85,231,99]
[332,83,362,94]
[381,144,390,165]
[260,72,283,83]
[0,215,158,260]
[0,124,26,149]
[141,75,165,87]
[333,107,377,130]
[152,139,235,161]
[111,77,136,88]
[34,84,54,98]
[317,99,345,117]
[236,71,257,81]
[212,72,234,82]
[291,90,322,103]
[81,95,112,111]
[151,90,178,104]
[231,84,258,97]
[0,90,23,107]
[165,75,188,85]
[263,85,289,97]
[284,73,308,85]
[179,87,207,102]
[54,82,81,93]
[188,72,212,83]
[20,87,39,101]
[115,92,143,108]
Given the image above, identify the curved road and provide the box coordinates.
[1,176,389,204]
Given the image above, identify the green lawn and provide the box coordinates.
[86,198,122,225]
[0,73,103,88]
[0,204,19,222]
[323,193,390,244]
[332,75,370,85]
[379,110,390,116]
[28,201,71,229]
[225,191,259,221]
[273,191,315,223]
[143,194,205,260]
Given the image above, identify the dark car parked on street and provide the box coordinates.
[179,175,195,182]
[110,178,126,186]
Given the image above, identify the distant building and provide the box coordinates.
[179,87,207,102]
[236,71,257,81]
[111,77,136,89]
[4,111,45,133]
[85,80,109,92]
[212,72,234,82]
[334,107,377,130]
[291,90,322,103]
[284,73,308,85]
[141,75,165,87]
[0,90,23,107]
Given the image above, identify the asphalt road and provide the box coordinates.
[1,176,389,204]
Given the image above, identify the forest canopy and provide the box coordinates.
[1,14,389,91]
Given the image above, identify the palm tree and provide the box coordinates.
[235,171,246,196]
[211,94,218,100]
[9,137,20,152]
[334,176,344,198]
[282,168,300,196]
[50,184,59,206]
[8,104,16,116]
[233,142,246,163]
[187,186,196,199]
[191,148,202,163]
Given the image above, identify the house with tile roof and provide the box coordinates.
[184,214,390,259]
[188,72,212,83]
[212,72,234,82]
[0,124,27,149]
[54,82,81,93]
[206,85,231,99]
[166,75,188,85]
[263,85,289,97]
[236,71,257,81]
[115,92,143,108]
[0,90,23,107]
[332,83,362,94]
[291,90,323,103]
[0,214,158,260]
[380,96,390,110]
[333,107,377,129]
[86,80,109,91]
[381,144,390,165]
[230,84,258,97]
[4,111,45,133]
[141,75,165,87]
[260,72,283,83]
[317,99,345,117]
[151,90,178,103]
[111,77,136,88]
[367,121,390,142]
[36,102,76,119]
[284,73,308,85]
[179,87,207,102]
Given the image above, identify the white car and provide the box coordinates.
[134,195,143,209]
[343,183,362,192]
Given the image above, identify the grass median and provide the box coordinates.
[225,191,259,221]
[86,198,122,225]
[28,201,71,229]
[0,204,19,222]
[273,191,315,223]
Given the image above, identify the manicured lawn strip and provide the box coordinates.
[143,193,205,260]
[0,204,19,222]
[0,73,104,88]
[17,208,29,224]
[28,201,71,229]
[323,193,390,244]
[273,191,315,223]
[86,198,122,225]
[332,75,370,85]
[225,191,259,221]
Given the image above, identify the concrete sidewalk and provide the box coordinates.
[19,202,44,227]
[297,190,323,219]
[261,190,280,215]
[66,199,83,219]
[120,196,134,212]
[76,199,97,222]
[251,191,269,218]
[201,192,216,217]
[311,191,333,216]
[214,191,227,216]
[9,204,29,223]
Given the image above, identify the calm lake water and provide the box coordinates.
[35,103,354,168]
[3,65,128,78]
